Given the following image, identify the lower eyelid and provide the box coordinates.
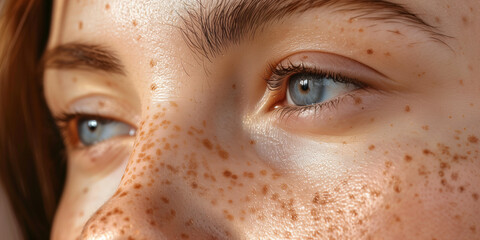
[268,88,380,135]
[69,138,133,173]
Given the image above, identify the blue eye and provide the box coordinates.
[77,117,136,146]
[286,72,359,106]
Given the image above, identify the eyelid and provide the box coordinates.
[52,95,139,149]
[54,94,140,128]
[265,52,396,91]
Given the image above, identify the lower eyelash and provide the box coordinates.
[272,93,355,120]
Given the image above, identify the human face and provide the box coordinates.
[44,0,480,239]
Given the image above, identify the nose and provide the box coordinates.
[80,101,241,239]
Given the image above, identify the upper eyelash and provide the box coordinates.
[265,61,366,91]
[264,60,369,120]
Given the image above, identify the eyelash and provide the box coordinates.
[265,61,367,119]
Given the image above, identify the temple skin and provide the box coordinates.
[44,0,480,239]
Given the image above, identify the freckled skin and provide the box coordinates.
[43,0,480,240]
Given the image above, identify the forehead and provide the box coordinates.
[50,0,189,47]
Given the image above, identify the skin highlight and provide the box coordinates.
[43,0,480,239]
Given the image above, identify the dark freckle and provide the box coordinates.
[462,16,469,24]
[191,182,198,189]
[441,179,447,186]
[202,139,213,150]
[150,59,156,67]
[404,155,412,162]
[404,105,411,112]
[181,233,190,239]
[394,185,401,193]
[119,192,128,197]
[385,161,393,169]
[262,185,269,195]
[150,84,157,91]
[260,170,267,176]
[435,16,441,23]
[367,49,374,55]
[423,149,433,155]
[146,208,153,215]
[218,149,229,160]
[468,135,478,143]
[271,193,279,201]
[232,84,236,89]
[312,192,331,205]
[440,162,450,170]
[368,145,375,151]
[223,170,232,178]
[105,3,110,10]
[133,183,142,189]
[473,193,479,201]
[359,28,364,32]
[170,101,178,107]
[243,172,254,178]
[354,97,362,105]
[161,197,170,204]
[132,20,138,26]
[78,21,83,30]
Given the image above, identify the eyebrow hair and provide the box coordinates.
[43,43,125,74]
[180,0,451,60]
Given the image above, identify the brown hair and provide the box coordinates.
[0,0,65,239]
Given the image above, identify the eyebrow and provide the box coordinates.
[180,0,451,60]
[43,43,125,74]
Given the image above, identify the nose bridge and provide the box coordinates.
[81,101,213,239]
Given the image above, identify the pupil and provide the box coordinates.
[299,79,310,92]
[87,120,98,132]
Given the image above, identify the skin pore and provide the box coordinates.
[44,0,480,239]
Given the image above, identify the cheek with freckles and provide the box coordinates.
[363,128,480,239]
[79,101,480,240]
[78,101,383,239]
[81,102,286,239]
